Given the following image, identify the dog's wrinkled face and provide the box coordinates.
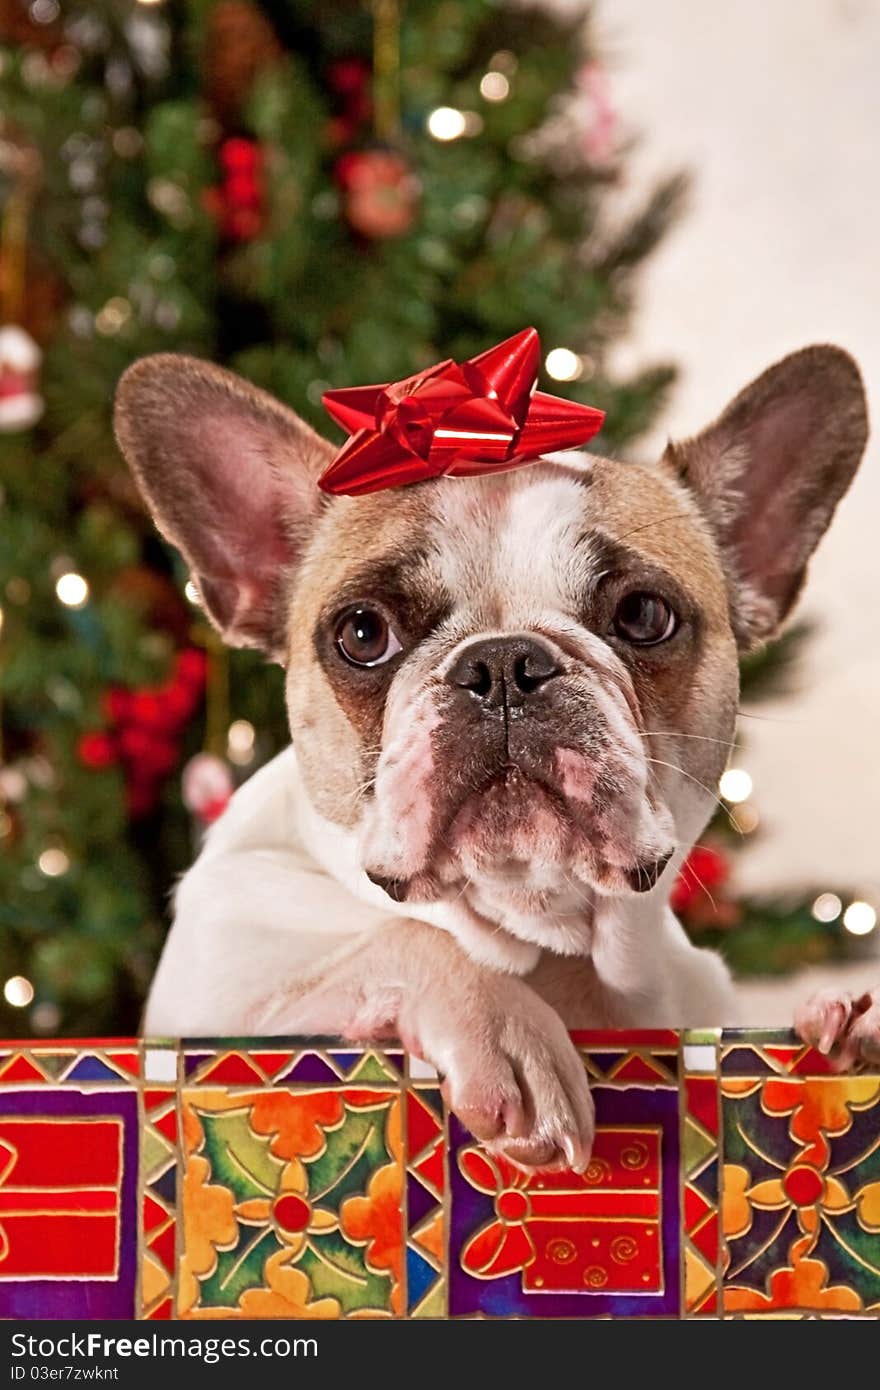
[114,345,868,955]
[288,459,732,949]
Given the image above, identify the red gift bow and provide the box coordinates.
[318,327,605,496]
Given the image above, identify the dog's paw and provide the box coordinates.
[795,987,857,1056]
[436,1000,595,1173]
[795,984,880,1068]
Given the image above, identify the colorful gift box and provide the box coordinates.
[0,1031,878,1320]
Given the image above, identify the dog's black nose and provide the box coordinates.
[446,636,562,708]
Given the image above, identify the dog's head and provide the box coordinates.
[115,347,867,956]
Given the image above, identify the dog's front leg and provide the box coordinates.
[247,918,594,1172]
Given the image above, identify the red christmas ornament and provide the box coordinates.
[83,647,208,818]
[206,137,266,242]
[326,57,372,144]
[173,647,208,689]
[670,844,730,915]
[335,148,418,239]
[319,328,605,497]
[182,752,234,826]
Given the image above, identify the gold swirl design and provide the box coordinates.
[584,1157,612,1185]
[610,1235,638,1264]
[546,1238,576,1266]
[621,1141,649,1171]
[583,1265,608,1288]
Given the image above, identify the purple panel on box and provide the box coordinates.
[448,1084,680,1317]
[0,1088,138,1320]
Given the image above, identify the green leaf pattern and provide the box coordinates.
[193,1097,397,1313]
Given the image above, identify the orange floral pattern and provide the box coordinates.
[179,1088,403,1319]
[722,1073,880,1313]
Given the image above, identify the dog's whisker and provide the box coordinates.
[637,729,737,748]
[736,710,802,724]
[676,855,720,915]
[613,510,695,543]
[644,756,741,832]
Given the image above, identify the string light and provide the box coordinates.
[113,127,143,159]
[545,348,583,382]
[6,577,30,603]
[227,719,255,765]
[184,579,200,605]
[38,846,70,878]
[31,1001,61,1033]
[4,976,34,1008]
[719,768,752,804]
[55,571,89,608]
[30,0,59,22]
[95,296,131,336]
[0,604,4,635]
[427,107,467,141]
[0,767,27,802]
[730,802,760,834]
[843,900,877,936]
[811,892,842,924]
[489,50,518,75]
[480,71,510,102]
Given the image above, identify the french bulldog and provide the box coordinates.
[114,342,868,1170]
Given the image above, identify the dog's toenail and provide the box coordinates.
[365,869,409,902]
[626,849,674,893]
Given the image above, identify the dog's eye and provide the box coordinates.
[336,607,403,667]
[612,591,677,645]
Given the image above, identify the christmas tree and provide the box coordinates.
[0,0,869,1038]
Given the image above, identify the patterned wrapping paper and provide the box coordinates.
[0,1031,878,1320]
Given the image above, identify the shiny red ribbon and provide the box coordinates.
[318,327,604,496]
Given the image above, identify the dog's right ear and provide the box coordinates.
[114,354,335,660]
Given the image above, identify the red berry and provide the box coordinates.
[221,137,260,173]
[128,691,166,729]
[117,725,156,763]
[328,58,370,97]
[158,683,198,726]
[174,648,208,690]
[103,686,131,725]
[77,731,119,770]
[126,781,159,818]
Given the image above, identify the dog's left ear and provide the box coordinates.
[664,345,868,648]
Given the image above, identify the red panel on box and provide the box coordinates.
[0,1116,121,1187]
[106,1051,140,1078]
[0,1117,123,1280]
[524,1219,661,1293]
[0,1214,119,1278]
[685,1076,718,1137]
[152,1107,177,1144]
[148,1222,176,1273]
[0,1056,47,1084]
[458,1126,663,1296]
[612,1054,670,1084]
[198,1054,264,1085]
[407,1090,442,1160]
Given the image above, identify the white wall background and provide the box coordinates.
[590,0,880,1015]
[597,0,880,910]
